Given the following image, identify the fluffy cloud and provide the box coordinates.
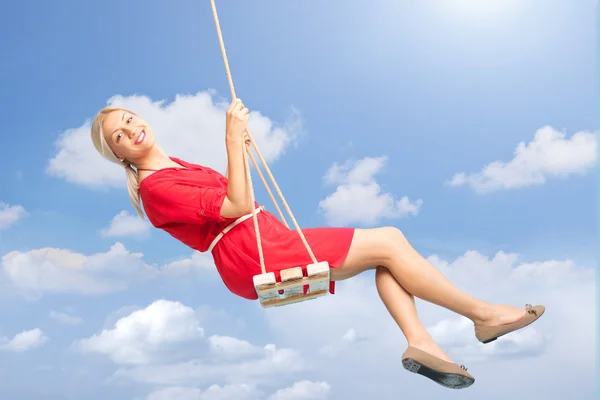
[318,156,422,226]
[75,300,204,365]
[144,381,330,400]
[0,242,225,301]
[0,328,48,352]
[114,343,306,387]
[145,384,261,400]
[46,91,302,189]
[161,252,218,277]
[75,299,308,393]
[99,210,151,238]
[144,381,331,400]
[1,242,157,299]
[0,202,27,230]
[268,381,331,400]
[145,386,203,400]
[448,126,597,193]
[208,335,265,361]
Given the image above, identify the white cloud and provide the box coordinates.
[144,381,331,400]
[0,202,27,230]
[318,156,422,226]
[268,381,331,400]
[47,91,302,189]
[161,252,217,277]
[113,343,306,387]
[75,299,204,365]
[49,310,83,325]
[1,242,157,299]
[99,210,151,238]
[0,328,48,352]
[0,242,221,301]
[448,126,597,193]
[145,384,262,400]
[145,386,203,400]
[208,335,264,361]
[197,384,264,400]
[72,301,307,390]
[75,299,306,391]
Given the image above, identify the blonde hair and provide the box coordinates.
[90,106,145,219]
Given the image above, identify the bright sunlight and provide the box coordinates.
[441,0,523,21]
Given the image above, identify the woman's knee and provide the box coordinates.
[335,226,410,277]
[379,226,410,250]
[361,226,410,261]
[383,225,406,239]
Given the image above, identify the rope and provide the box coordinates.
[247,150,289,228]
[209,0,318,273]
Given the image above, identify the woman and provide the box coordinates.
[90,98,544,389]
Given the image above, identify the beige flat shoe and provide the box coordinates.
[401,347,475,389]
[475,304,545,344]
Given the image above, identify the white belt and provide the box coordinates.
[208,206,264,253]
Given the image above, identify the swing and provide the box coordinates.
[210,0,331,308]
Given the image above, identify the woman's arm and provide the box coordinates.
[220,99,254,218]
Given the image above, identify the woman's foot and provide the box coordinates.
[408,337,454,364]
[473,304,545,344]
[475,304,528,326]
[402,346,474,389]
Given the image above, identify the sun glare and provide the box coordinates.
[442,0,521,20]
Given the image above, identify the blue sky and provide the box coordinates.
[0,1,596,399]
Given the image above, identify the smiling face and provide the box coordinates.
[101,109,156,164]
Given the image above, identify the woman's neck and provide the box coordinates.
[133,146,175,170]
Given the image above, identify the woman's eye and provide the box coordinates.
[127,117,132,123]
[116,132,122,142]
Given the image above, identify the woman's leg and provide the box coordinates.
[375,265,454,363]
[332,227,527,328]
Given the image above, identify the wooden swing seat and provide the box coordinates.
[253,261,330,307]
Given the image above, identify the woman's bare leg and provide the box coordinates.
[332,227,527,328]
[375,265,454,363]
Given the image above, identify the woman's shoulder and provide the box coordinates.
[140,157,198,186]
[172,157,224,176]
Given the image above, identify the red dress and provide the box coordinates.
[139,157,355,300]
